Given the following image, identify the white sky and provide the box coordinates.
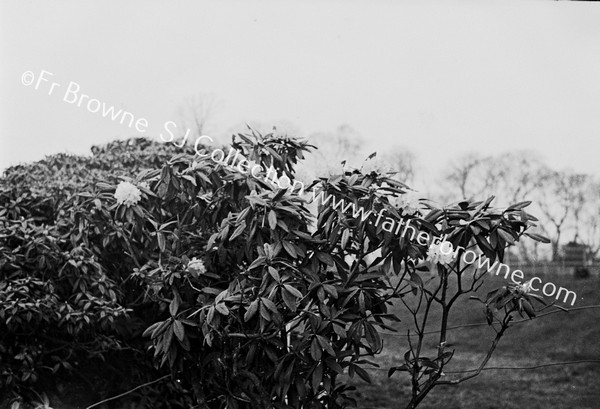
[1,0,600,183]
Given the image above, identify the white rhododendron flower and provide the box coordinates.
[187,257,207,276]
[361,159,381,175]
[426,240,455,266]
[397,192,423,216]
[138,181,150,190]
[360,156,396,175]
[517,279,535,295]
[114,181,142,207]
[361,158,394,175]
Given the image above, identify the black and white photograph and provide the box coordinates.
[1,1,599,408]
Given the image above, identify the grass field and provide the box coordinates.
[346,271,600,409]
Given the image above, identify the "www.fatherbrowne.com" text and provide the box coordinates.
[185,137,577,306]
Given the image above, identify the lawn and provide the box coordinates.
[347,271,600,409]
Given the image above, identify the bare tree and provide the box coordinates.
[535,170,588,261]
[381,147,416,185]
[441,151,550,261]
[300,125,365,179]
[443,153,485,200]
[323,124,364,159]
[443,151,547,204]
[579,178,600,259]
[178,93,217,140]
[482,151,548,205]
[480,152,550,262]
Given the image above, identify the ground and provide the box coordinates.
[347,271,600,409]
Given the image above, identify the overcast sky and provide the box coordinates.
[2,0,600,185]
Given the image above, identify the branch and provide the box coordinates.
[435,313,511,385]
[369,359,600,373]
[85,374,171,409]
[379,304,600,337]
[445,359,600,374]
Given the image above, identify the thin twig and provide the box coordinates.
[445,359,600,374]
[85,374,170,409]
[379,304,600,337]
[436,313,511,386]
[368,359,600,372]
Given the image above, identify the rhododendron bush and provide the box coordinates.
[0,133,549,408]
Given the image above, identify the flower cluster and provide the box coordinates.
[426,240,455,266]
[187,257,207,277]
[361,158,394,176]
[361,159,382,175]
[114,181,142,207]
[516,279,535,295]
[396,192,423,216]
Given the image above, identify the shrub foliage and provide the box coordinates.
[0,133,547,408]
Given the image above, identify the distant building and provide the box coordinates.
[560,241,591,266]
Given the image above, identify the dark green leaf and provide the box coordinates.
[524,232,551,244]
[169,297,179,316]
[310,337,322,361]
[312,364,323,391]
[244,299,259,322]
[173,320,185,341]
[353,364,371,383]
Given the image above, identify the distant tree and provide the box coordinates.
[300,125,365,180]
[569,176,591,243]
[177,93,218,140]
[482,153,549,262]
[381,147,416,185]
[578,178,600,259]
[443,153,485,200]
[442,152,556,262]
[536,170,589,261]
[317,124,363,160]
[482,152,548,205]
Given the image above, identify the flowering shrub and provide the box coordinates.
[0,133,549,408]
[0,138,188,406]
